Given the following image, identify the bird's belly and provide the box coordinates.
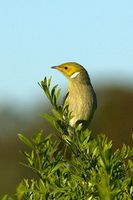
[66,87,93,127]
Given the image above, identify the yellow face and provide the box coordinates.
[51,62,84,79]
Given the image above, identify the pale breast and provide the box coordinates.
[66,82,95,127]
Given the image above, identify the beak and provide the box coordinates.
[51,65,64,73]
[51,66,58,69]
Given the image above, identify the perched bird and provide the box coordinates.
[52,62,97,130]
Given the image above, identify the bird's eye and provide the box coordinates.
[64,66,68,69]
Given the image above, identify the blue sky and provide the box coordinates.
[0,0,133,105]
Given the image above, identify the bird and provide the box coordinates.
[51,62,97,130]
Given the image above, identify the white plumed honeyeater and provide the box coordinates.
[52,62,97,130]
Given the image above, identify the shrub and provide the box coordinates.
[1,77,133,200]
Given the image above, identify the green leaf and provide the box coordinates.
[32,130,43,144]
[0,195,8,200]
[41,113,55,126]
[51,84,58,98]
[52,108,62,120]
[49,162,65,176]
[47,76,52,88]
[56,88,61,101]
[18,134,34,148]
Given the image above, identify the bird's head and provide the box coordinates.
[51,62,86,80]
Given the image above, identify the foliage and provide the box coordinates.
[1,77,133,200]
